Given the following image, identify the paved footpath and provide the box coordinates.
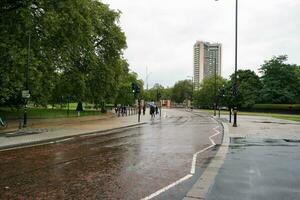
[0,112,149,150]
[184,113,300,200]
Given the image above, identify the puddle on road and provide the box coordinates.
[251,120,300,125]
[230,137,300,148]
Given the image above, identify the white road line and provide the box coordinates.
[141,174,193,200]
[190,144,215,174]
[190,126,220,174]
[141,125,221,200]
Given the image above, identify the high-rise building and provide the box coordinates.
[193,41,222,89]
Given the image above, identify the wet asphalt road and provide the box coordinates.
[0,110,222,200]
[206,138,300,200]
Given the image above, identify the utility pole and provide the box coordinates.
[23,32,31,128]
[187,76,194,109]
[215,0,238,127]
[146,67,151,91]
[233,0,238,127]
[214,57,217,117]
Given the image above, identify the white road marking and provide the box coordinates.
[190,144,215,174]
[190,126,220,174]
[141,125,221,200]
[141,174,193,200]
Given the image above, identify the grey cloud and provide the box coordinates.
[103,0,300,87]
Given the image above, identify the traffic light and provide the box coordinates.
[136,86,140,94]
[131,82,140,94]
[131,82,136,93]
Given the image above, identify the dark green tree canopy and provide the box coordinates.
[143,83,172,101]
[193,76,226,108]
[229,69,262,108]
[259,55,300,104]
[172,80,193,103]
[0,0,133,108]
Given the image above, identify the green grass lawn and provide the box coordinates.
[0,107,101,119]
[200,109,300,122]
[253,104,300,110]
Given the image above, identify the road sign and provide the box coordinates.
[22,90,30,99]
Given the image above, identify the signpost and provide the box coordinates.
[22,90,30,128]
[22,90,30,99]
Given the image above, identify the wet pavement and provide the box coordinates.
[206,137,300,200]
[0,110,222,200]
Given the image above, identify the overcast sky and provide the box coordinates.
[102,0,300,88]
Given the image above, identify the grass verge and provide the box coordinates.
[200,109,300,122]
[0,107,101,119]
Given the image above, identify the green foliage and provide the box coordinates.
[193,76,226,107]
[143,83,172,101]
[228,69,262,108]
[259,55,300,104]
[0,0,134,108]
[171,80,193,103]
[114,72,143,106]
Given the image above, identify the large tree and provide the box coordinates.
[143,84,172,101]
[259,55,300,104]
[172,80,193,103]
[193,76,227,108]
[114,71,144,106]
[0,0,128,108]
[228,69,262,108]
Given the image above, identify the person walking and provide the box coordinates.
[155,106,159,115]
[150,106,155,119]
[143,104,146,115]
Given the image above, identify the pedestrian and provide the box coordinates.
[143,104,146,115]
[121,106,125,117]
[155,106,159,115]
[118,106,121,117]
[150,106,155,118]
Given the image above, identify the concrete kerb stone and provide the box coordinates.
[183,122,230,200]
[0,122,147,152]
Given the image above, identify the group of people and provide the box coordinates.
[114,104,160,119]
[149,105,159,118]
[114,106,135,117]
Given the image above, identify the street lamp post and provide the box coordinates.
[187,76,194,109]
[233,0,238,127]
[23,32,31,128]
[214,57,217,117]
[215,0,238,127]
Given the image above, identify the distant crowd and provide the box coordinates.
[114,104,160,119]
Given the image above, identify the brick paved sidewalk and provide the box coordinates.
[0,112,152,150]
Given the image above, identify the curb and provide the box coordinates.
[0,129,19,135]
[0,122,147,152]
[183,121,230,200]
